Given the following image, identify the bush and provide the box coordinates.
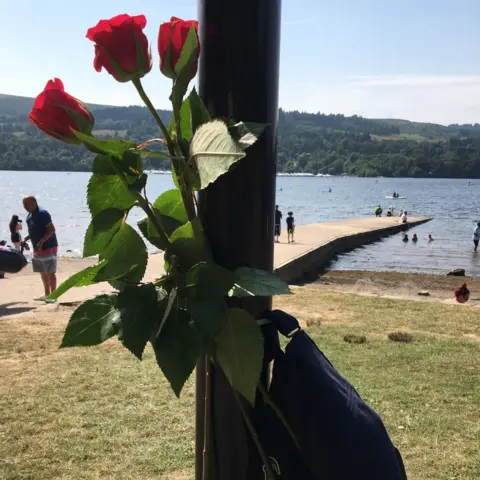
[388,331,413,343]
[343,334,367,344]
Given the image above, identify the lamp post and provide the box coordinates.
[196,0,282,478]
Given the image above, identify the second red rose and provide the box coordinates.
[158,17,200,79]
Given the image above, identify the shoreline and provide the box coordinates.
[312,270,480,306]
[2,255,478,319]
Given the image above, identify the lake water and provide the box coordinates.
[1,171,479,276]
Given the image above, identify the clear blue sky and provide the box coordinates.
[1,0,480,124]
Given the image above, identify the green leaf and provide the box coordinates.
[185,262,234,300]
[189,88,210,135]
[228,122,268,150]
[92,152,143,178]
[120,151,144,178]
[172,88,210,144]
[87,173,137,217]
[51,226,147,300]
[153,306,201,397]
[49,261,108,300]
[83,208,125,257]
[60,294,119,348]
[92,154,117,175]
[115,284,160,359]
[137,148,171,160]
[190,120,246,189]
[170,96,193,143]
[73,130,136,158]
[138,217,164,249]
[60,285,162,359]
[171,26,200,110]
[155,287,177,339]
[187,298,227,340]
[231,267,292,297]
[215,308,264,404]
[169,218,211,272]
[174,26,199,77]
[128,172,148,194]
[58,105,94,137]
[97,224,148,285]
[151,189,188,237]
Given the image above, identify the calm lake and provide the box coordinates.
[1,171,479,276]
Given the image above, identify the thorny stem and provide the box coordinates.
[132,78,175,154]
[233,391,278,480]
[136,195,171,247]
[133,78,196,221]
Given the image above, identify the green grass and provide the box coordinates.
[0,290,478,479]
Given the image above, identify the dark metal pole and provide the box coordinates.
[196,0,282,478]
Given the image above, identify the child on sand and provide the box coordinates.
[286,211,295,243]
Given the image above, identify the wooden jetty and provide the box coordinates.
[274,216,431,283]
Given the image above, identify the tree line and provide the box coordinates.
[1,103,480,177]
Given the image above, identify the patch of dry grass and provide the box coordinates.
[0,308,195,480]
[0,289,479,479]
[276,288,480,480]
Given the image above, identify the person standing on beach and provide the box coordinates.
[473,222,480,252]
[9,215,23,250]
[275,205,282,243]
[286,211,295,243]
[23,196,58,301]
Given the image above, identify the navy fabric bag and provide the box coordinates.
[258,309,407,479]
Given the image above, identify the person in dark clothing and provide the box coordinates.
[275,205,282,243]
[23,196,58,302]
[286,211,295,243]
[9,215,23,249]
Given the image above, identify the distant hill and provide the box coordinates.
[1,93,480,177]
[0,94,37,117]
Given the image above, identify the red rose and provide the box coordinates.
[86,14,152,82]
[158,17,200,80]
[29,78,94,144]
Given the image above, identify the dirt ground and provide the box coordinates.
[305,270,480,306]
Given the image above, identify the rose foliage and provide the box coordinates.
[30,13,290,408]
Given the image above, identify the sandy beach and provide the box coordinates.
[0,254,166,318]
[2,251,478,320]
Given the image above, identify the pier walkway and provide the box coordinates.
[274,216,431,283]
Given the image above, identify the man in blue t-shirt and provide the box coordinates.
[23,196,58,302]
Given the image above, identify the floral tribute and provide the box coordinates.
[30,14,290,476]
